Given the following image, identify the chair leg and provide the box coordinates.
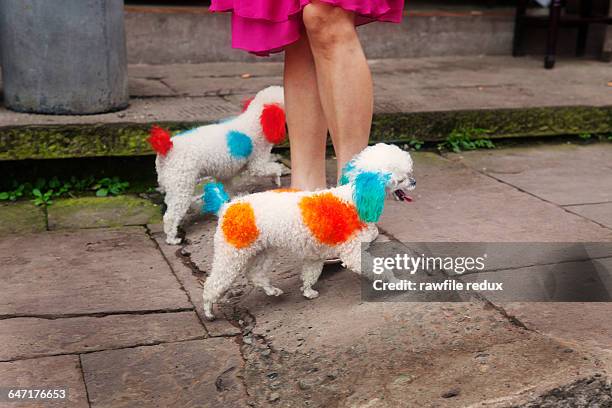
[576,0,592,56]
[513,0,530,57]
[545,0,563,69]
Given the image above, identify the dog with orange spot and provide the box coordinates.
[148,86,287,245]
[200,143,416,320]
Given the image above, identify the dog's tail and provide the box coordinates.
[148,125,173,156]
[201,182,230,216]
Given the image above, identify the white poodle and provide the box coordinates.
[148,86,287,245]
[199,143,416,320]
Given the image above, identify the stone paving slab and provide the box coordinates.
[0,355,89,408]
[1,56,611,126]
[0,202,45,236]
[452,143,612,206]
[377,151,612,242]
[566,202,612,229]
[460,257,612,303]
[47,196,162,230]
[0,311,205,361]
[149,223,241,337]
[81,338,247,408]
[223,266,597,407]
[0,227,191,317]
[500,303,612,355]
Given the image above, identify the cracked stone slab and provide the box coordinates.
[230,266,598,407]
[150,222,241,337]
[129,77,176,97]
[378,152,612,242]
[566,202,612,229]
[0,311,205,361]
[495,302,612,361]
[460,257,612,303]
[0,227,191,317]
[81,338,247,408]
[452,143,612,206]
[0,355,89,408]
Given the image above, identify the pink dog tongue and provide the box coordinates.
[394,189,413,203]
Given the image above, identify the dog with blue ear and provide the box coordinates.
[148,86,287,245]
[199,143,416,320]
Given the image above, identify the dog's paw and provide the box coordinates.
[264,287,284,297]
[166,236,182,245]
[302,288,319,299]
[203,305,216,321]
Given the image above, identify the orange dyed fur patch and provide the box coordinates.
[271,188,301,193]
[222,203,259,249]
[299,193,365,246]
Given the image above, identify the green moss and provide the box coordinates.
[0,202,46,235]
[370,106,612,142]
[1,106,611,160]
[0,123,205,160]
[47,195,162,230]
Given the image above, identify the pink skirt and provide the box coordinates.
[210,0,405,56]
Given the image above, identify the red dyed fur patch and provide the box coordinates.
[260,104,286,144]
[299,193,365,246]
[148,125,173,156]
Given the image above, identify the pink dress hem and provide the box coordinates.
[210,0,404,56]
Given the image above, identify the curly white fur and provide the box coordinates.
[201,143,416,320]
[155,86,286,244]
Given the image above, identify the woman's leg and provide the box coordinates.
[302,1,373,177]
[284,32,329,190]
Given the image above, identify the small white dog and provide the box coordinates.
[149,86,287,244]
[199,143,416,320]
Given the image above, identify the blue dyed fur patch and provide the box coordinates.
[226,130,253,159]
[339,161,356,186]
[353,171,391,223]
[201,182,229,215]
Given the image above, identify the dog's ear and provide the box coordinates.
[353,171,390,223]
[260,104,286,144]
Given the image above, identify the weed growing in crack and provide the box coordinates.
[0,176,130,203]
[438,128,496,153]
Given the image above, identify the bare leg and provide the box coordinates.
[284,33,329,190]
[301,260,324,299]
[303,1,373,179]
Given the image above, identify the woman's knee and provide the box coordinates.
[302,2,355,48]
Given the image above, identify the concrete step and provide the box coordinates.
[1,56,611,161]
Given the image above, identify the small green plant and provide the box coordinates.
[0,183,27,201]
[92,177,130,197]
[0,176,130,202]
[32,188,54,207]
[406,138,424,151]
[578,132,592,140]
[439,128,495,153]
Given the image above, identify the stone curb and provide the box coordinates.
[1,105,611,160]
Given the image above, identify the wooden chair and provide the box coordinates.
[513,0,612,68]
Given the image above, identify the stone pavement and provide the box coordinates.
[1,56,610,126]
[2,56,612,159]
[1,143,612,407]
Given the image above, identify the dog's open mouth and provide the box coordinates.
[394,189,413,203]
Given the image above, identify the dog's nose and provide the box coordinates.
[408,177,416,187]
